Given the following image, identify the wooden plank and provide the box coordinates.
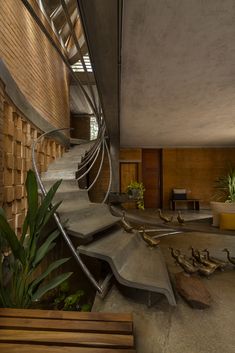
[0,343,136,353]
[0,308,132,323]
[0,329,134,348]
[0,317,132,334]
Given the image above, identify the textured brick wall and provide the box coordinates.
[0,81,4,207]
[1,84,65,233]
[0,0,70,129]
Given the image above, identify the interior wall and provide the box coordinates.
[0,0,70,129]
[0,81,65,234]
[162,148,235,209]
[71,116,90,140]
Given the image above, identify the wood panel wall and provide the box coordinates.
[88,151,110,203]
[162,148,235,209]
[0,82,65,234]
[0,0,70,129]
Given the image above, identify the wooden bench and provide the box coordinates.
[170,199,200,211]
[0,308,136,353]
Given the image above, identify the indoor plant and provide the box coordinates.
[214,167,235,202]
[126,181,145,210]
[0,170,72,308]
[210,167,235,226]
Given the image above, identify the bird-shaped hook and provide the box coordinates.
[177,210,185,225]
[119,210,133,233]
[157,209,173,223]
[139,226,160,248]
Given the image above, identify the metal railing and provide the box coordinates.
[32,128,102,293]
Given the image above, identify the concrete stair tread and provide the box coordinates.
[78,227,176,305]
[42,179,81,192]
[59,204,120,240]
[64,218,120,242]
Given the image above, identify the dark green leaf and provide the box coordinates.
[0,215,25,265]
[28,257,70,295]
[0,208,6,218]
[20,213,29,245]
[32,229,60,267]
[31,272,72,301]
[35,179,62,229]
[39,201,62,230]
[26,170,38,234]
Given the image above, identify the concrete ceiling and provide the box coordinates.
[121,0,235,147]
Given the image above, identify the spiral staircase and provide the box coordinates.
[39,139,176,306]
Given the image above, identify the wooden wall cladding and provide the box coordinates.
[88,152,110,203]
[0,85,65,234]
[162,148,235,209]
[0,0,69,130]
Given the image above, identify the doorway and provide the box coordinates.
[142,149,162,208]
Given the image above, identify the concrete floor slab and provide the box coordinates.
[93,231,235,353]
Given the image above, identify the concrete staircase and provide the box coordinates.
[41,142,120,243]
[41,142,176,306]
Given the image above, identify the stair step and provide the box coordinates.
[54,191,89,204]
[78,227,176,306]
[41,143,118,242]
[42,170,76,180]
[59,204,120,242]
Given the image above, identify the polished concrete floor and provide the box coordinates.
[93,210,235,353]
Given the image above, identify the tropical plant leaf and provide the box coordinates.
[38,201,62,232]
[0,215,25,265]
[31,272,72,301]
[0,208,6,218]
[20,213,29,246]
[26,170,38,235]
[32,229,60,268]
[28,257,70,296]
[35,179,62,229]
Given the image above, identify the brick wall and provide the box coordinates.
[1,83,65,234]
[0,0,70,129]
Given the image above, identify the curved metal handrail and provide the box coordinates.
[79,125,105,166]
[32,128,102,293]
[76,142,102,182]
[76,136,103,173]
[103,139,113,203]
[87,139,105,192]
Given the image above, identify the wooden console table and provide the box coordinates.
[170,199,200,211]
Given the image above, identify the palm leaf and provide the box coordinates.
[31,272,72,301]
[28,257,70,296]
[20,213,29,246]
[32,229,60,268]
[0,215,25,265]
[35,179,62,229]
[37,202,62,234]
[25,170,38,234]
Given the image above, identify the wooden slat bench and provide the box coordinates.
[0,308,136,353]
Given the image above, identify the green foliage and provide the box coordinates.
[53,280,91,311]
[214,167,235,203]
[0,170,72,308]
[126,181,145,210]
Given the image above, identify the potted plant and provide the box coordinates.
[210,167,235,226]
[126,181,145,210]
[0,170,72,308]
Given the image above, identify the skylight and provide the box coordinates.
[72,54,93,72]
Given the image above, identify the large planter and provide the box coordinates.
[210,201,235,226]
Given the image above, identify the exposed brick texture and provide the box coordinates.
[1,82,65,234]
[0,0,70,130]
